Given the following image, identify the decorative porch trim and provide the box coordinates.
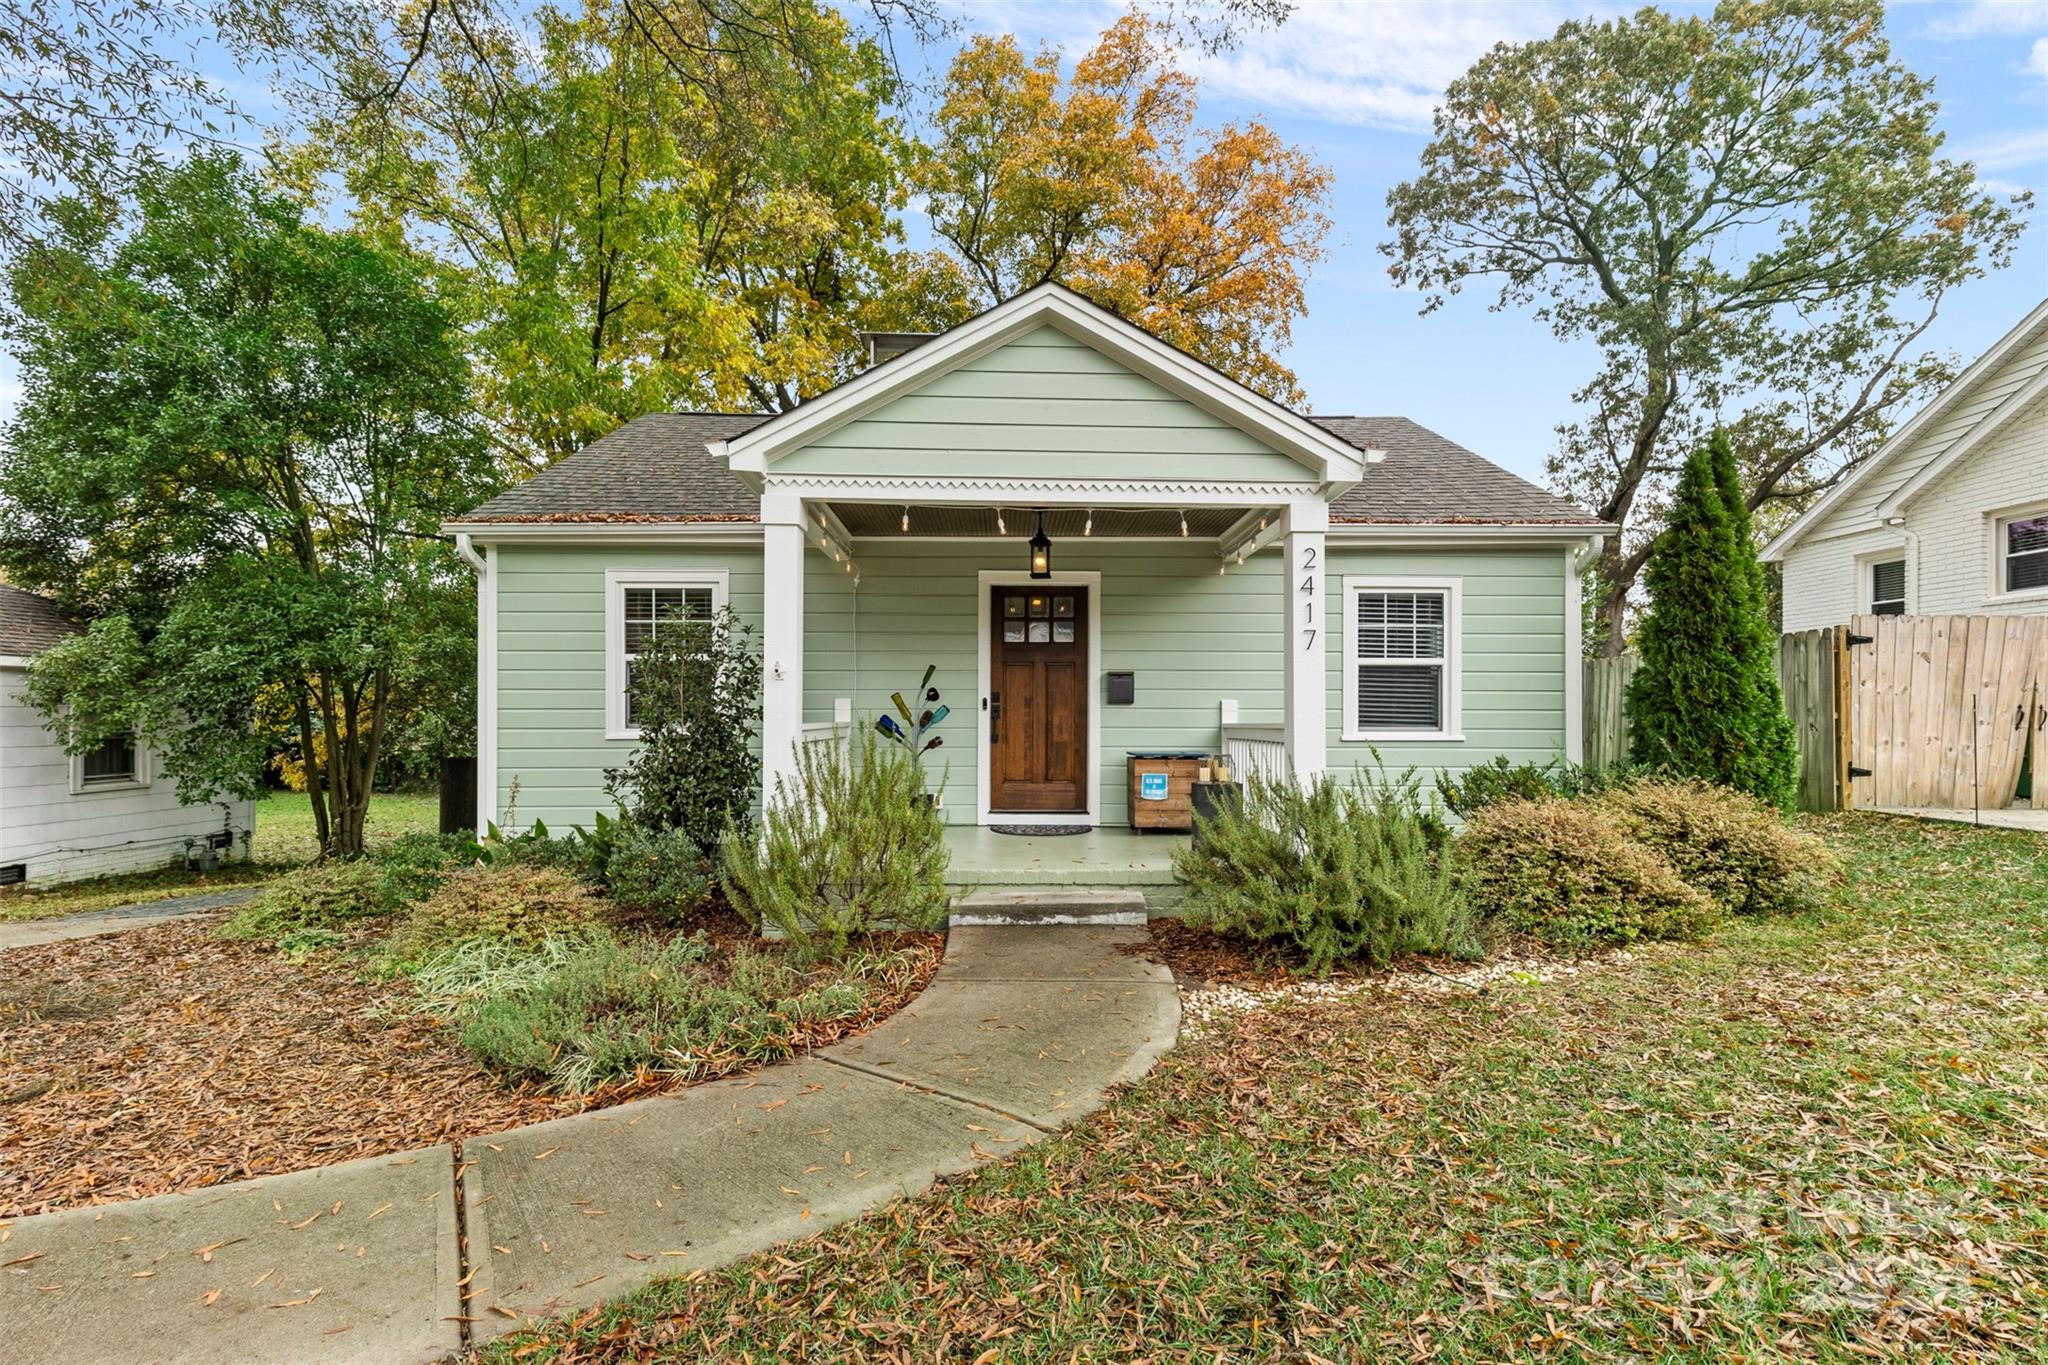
[975,569,1103,828]
[712,283,1368,489]
[763,475,1319,508]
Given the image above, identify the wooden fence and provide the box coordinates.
[1583,626,1844,813]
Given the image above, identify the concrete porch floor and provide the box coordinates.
[942,824,1187,889]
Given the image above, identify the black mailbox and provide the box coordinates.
[1106,671,1135,705]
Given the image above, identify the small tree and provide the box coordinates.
[605,606,762,854]
[1627,433,1798,808]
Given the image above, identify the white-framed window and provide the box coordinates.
[603,569,728,739]
[1342,576,1462,742]
[1998,509,2048,596]
[70,734,148,794]
[1868,558,1906,616]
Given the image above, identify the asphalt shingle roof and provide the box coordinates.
[451,411,1600,527]
[0,583,78,656]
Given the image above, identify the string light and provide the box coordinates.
[900,506,910,533]
[1084,509,1093,536]
[1237,550,1245,565]
[1218,562,1226,576]
[996,507,1007,535]
[1179,511,1189,537]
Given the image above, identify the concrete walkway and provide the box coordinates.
[1,925,1178,1364]
[0,888,259,950]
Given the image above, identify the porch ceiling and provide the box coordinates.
[831,504,1248,539]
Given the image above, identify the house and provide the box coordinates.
[447,285,1609,875]
[0,585,253,886]
[1764,299,2048,630]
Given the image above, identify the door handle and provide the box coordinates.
[989,691,1000,742]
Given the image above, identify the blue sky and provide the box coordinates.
[4,0,2045,486]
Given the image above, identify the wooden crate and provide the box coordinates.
[1128,755,1207,830]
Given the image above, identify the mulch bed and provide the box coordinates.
[0,915,941,1221]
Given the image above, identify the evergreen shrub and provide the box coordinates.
[1594,779,1832,917]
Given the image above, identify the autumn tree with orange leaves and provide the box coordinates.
[915,14,1332,404]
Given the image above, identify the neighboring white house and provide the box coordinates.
[1764,299,2048,631]
[0,584,253,887]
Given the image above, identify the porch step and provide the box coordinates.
[949,889,1147,928]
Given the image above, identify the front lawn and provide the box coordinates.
[488,814,2048,1361]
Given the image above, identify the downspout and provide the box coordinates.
[455,531,486,575]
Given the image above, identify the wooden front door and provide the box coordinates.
[990,585,1088,812]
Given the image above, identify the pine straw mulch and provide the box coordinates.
[0,915,941,1221]
[1139,917,1569,990]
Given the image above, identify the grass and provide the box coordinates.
[482,814,2048,1362]
[0,790,442,923]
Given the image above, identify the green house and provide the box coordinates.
[448,285,1609,890]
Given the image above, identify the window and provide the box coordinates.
[71,734,144,792]
[604,570,728,738]
[1869,558,1906,616]
[2003,514,2048,594]
[1343,577,1461,741]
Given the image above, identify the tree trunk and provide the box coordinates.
[294,690,331,855]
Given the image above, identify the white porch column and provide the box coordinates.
[760,489,806,812]
[1281,499,1328,782]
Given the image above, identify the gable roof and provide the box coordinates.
[711,283,1371,489]
[452,411,1599,528]
[1761,298,2048,562]
[0,583,78,658]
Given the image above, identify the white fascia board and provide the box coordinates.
[442,521,765,545]
[717,284,1368,485]
[1327,522,1616,547]
[1761,297,2048,562]
[1875,366,2048,519]
[0,655,30,669]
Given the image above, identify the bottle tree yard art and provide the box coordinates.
[877,666,947,803]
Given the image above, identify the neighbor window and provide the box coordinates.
[605,570,727,738]
[1869,558,1906,616]
[1344,577,1461,740]
[2003,514,2048,594]
[79,735,138,787]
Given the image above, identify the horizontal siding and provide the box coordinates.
[1,667,255,885]
[780,326,1321,485]
[1326,547,1570,782]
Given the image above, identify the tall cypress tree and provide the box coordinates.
[1627,433,1800,808]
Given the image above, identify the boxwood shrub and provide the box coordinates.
[1593,779,1832,917]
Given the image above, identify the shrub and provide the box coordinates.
[604,822,714,920]
[274,926,346,961]
[1459,798,1720,949]
[605,605,762,853]
[1593,779,1831,917]
[385,864,605,963]
[220,859,395,941]
[375,830,482,902]
[1174,768,1476,975]
[721,729,948,960]
[450,932,911,1093]
[1436,756,1564,818]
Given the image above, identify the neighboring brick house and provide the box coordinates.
[1764,299,2048,631]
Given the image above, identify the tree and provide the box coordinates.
[914,13,1331,403]
[1385,0,2026,651]
[1,152,496,858]
[1626,433,1798,807]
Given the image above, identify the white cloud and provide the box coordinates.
[1956,126,2048,169]
[2032,34,2048,76]
[1916,0,2048,38]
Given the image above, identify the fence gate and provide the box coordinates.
[1844,613,2048,811]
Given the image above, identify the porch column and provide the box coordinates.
[1280,499,1328,782]
[760,489,806,813]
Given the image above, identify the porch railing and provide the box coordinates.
[800,720,849,760]
[1220,723,1287,786]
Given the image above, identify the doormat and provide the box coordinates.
[988,824,1092,837]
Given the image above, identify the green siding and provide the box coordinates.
[778,326,1322,485]
[1324,547,1570,781]
[491,541,1571,831]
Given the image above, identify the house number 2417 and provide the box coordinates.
[1299,544,1318,651]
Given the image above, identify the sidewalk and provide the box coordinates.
[0,888,259,951]
[1,925,1179,1364]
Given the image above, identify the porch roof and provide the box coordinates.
[450,413,1600,531]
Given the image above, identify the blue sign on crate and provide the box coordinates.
[1139,772,1169,801]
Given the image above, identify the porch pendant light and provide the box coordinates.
[1028,510,1052,580]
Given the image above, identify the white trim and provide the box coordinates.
[446,522,765,545]
[69,739,150,795]
[716,284,1367,488]
[603,568,731,741]
[1563,546,1583,766]
[1340,575,1464,743]
[1281,501,1328,780]
[1857,547,1909,616]
[1992,498,2048,601]
[477,542,499,831]
[1762,298,2048,561]
[761,475,1318,507]
[1328,522,1617,546]
[0,654,30,669]
[1876,366,2048,519]
[975,570,1103,827]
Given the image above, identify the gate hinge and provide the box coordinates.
[1846,632,1874,646]
[1847,765,1873,778]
